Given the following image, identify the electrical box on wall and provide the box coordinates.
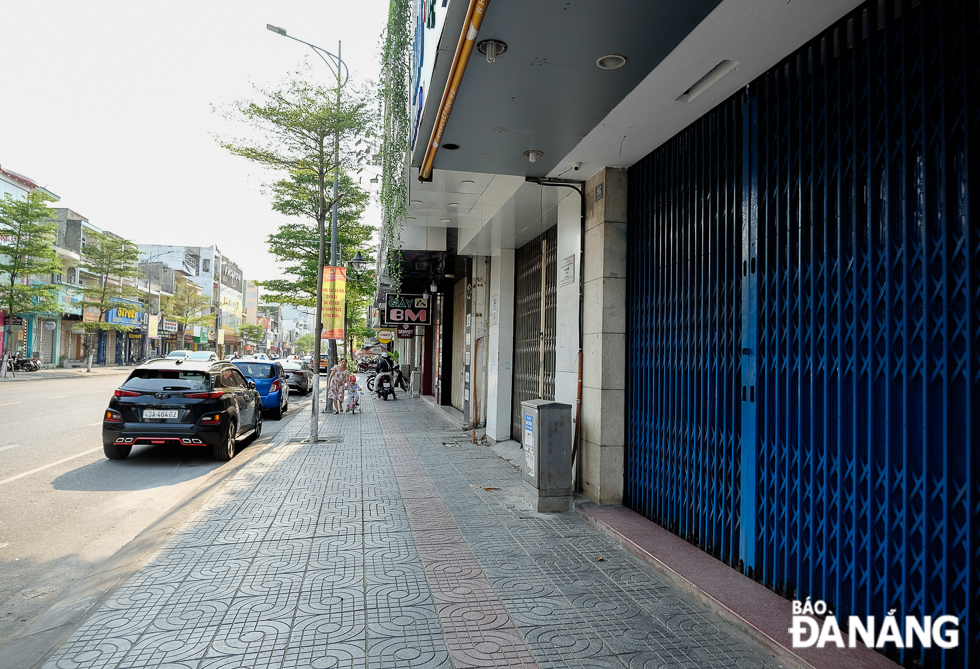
[521,399,573,512]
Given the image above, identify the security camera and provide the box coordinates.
[572,162,582,171]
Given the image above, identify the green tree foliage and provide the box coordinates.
[293,332,315,355]
[239,323,265,348]
[0,191,61,356]
[215,68,374,248]
[258,170,374,307]
[76,232,143,368]
[163,280,213,342]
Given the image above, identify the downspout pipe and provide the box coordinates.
[525,176,585,492]
[419,0,490,182]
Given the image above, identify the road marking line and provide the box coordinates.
[0,402,21,406]
[0,447,103,486]
[49,395,68,399]
[0,445,21,452]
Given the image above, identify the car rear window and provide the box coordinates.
[122,369,209,391]
[234,362,277,379]
[282,362,303,370]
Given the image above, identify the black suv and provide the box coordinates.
[102,359,263,461]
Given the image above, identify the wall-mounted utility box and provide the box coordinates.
[521,399,573,512]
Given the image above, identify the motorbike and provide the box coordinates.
[378,374,394,401]
[366,367,409,393]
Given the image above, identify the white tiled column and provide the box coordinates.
[581,167,627,505]
[486,249,515,442]
[553,191,582,433]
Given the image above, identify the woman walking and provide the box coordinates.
[326,358,348,414]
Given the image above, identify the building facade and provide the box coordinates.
[377,1,979,667]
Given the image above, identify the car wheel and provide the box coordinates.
[214,419,237,461]
[272,400,283,420]
[103,442,132,460]
[252,412,263,442]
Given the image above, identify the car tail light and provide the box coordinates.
[199,413,221,424]
[270,380,280,393]
[186,390,224,399]
[114,389,140,397]
[104,410,123,423]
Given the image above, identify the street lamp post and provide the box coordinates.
[267,24,349,441]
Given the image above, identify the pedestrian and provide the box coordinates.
[326,358,348,414]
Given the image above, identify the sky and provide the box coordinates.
[0,0,389,282]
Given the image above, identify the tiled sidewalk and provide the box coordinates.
[43,395,782,669]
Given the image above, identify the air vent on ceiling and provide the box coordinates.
[676,60,738,103]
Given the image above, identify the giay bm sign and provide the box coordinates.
[381,294,431,326]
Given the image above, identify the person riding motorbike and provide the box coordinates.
[375,352,396,399]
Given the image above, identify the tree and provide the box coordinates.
[0,191,61,366]
[293,332,315,355]
[257,171,374,308]
[163,280,212,346]
[216,69,374,356]
[239,323,264,351]
[77,231,142,371]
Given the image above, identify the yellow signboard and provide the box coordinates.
[377,329,393,344]
[321,266,346,339]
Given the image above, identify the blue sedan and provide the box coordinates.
[232,361,289,419]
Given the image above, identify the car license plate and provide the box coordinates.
[144,410,178,419]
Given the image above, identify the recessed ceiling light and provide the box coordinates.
[442,143,460,150]
[460,180,475,184]
[447,202,460,207]
[523,150,544,163]
[439,218,451,223]
[596,54,627,70]
[477,39,507,63]
[410,199,422,204]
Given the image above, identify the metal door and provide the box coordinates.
[451,279,466,411]
[511,226,557,438]
[628,3,979,668]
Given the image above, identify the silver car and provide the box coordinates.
[281,360,314,394]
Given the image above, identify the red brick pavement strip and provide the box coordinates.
[378,415,539,669]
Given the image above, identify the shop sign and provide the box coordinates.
[43,321,56,330]
[107,300,142,326]
[397,325,414,339]
[381,294,431,326]
[128,332,143,340]
[377,329,394,344]
[162,320,178,332]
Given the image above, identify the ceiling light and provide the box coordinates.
[596,54,627,70]
[477,39,508,64]
[410,199,423,204]
[460,179,475,185]
[447,202,460,207]
[676,60,738,103]
[430,281,438,293]
[439,218,451,223]
[523,150,544,163]
[442,143,460,150]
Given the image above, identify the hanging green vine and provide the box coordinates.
[379,0,412,294]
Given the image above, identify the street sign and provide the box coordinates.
[377,329,393,344]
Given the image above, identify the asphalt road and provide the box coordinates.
[0,370,318,649]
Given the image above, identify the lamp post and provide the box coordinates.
[268,23,348,442]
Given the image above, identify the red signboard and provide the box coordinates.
[396,325,414,339]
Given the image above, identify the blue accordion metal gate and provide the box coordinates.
[626,1,979,667]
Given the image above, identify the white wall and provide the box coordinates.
[486,249,515,441]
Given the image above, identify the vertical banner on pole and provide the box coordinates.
[321,267,346,339]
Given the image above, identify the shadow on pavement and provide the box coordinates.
[50,441,257,492]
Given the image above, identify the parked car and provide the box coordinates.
[232,360,289,419]
[102,359,262,462]
[187,351,218,362]
[166,350,192,360]
[281,360,314,394]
